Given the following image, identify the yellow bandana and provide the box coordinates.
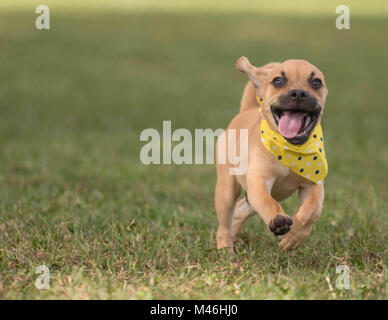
[259,116,328,185]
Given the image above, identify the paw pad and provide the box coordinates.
[269,215,293,236]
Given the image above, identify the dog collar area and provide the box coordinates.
[259,119,328,184]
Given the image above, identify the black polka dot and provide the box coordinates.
[313,156,317,160]
[313,134,317,138]
[315,170,319,174]
[300,168,304,172]
[320,137,323,141]
[319,148,322,152]
[298,156,302,160]
[278,155,282,160]
[261,130,264,133]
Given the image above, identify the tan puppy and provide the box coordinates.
[215,57,328,251]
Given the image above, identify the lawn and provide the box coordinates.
[0,1,387,299]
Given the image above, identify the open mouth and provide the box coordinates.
[271,106,321,144]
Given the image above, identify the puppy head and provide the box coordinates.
[236,57,328,145]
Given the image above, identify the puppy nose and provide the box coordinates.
[289,89,308,101]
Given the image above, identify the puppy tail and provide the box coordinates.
[239,80,259,113]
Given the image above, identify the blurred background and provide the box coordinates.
[0,0,387,299]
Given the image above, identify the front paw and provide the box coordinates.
[278,219,312,251]
[268,214,293,236]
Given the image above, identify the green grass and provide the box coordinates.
[0,1,387,299]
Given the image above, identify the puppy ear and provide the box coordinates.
[236,57,277,88]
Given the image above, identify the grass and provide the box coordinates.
[0,1,387,299]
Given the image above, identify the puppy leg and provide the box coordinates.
[231,197,255,242]
[279,183,324,251]
[247,176,293,236]
[215,175,241,251]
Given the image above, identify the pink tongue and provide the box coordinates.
[278,111,306,139]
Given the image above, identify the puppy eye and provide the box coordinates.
[272,77,284,88]
[311,78,322,89]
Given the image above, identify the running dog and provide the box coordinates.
[215,57,328,251]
